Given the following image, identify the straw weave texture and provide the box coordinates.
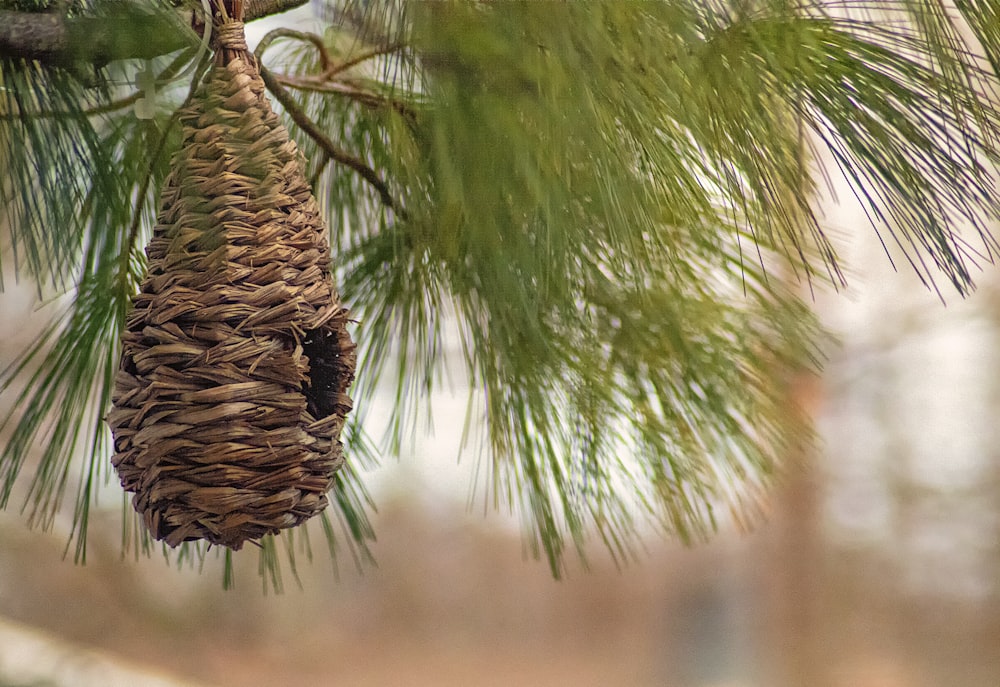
[108,7,356,550]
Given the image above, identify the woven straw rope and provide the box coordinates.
[109,4,356,550]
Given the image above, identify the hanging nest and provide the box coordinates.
[108,1,356,550]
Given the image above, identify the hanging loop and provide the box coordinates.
[215,21,248,51]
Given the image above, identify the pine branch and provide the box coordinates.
[244,0,308,20]
[272,72,417,120]
[329,41,405,76]
[253,26,419,143]
[0,0,308,68]
[259,64,404,214]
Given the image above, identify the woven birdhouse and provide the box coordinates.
[108,1,356,550]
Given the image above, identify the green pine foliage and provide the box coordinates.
[1,0,999,586]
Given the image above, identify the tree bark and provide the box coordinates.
[0,0,309,67]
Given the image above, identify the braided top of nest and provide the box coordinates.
[108,1,356,550]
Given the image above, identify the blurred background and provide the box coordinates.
[3,6,1000,687]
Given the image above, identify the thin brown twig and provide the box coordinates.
[270,72,418,121]
[254,28,333,72]
[259,64,404,217]
[254,27,404,80]
[328,42,406,77]
[254,27,413,113]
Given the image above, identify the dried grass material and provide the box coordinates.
[108,4,356,550]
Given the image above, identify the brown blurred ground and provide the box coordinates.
[2,462,999,687]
